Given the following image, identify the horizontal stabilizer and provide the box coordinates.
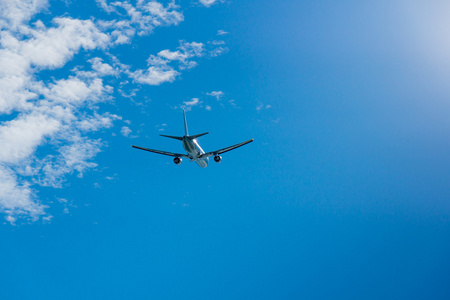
[188,132,209,140]
[160,134,183,140]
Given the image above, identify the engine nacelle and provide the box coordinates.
[214,155,222,163]
[173,157,182,165]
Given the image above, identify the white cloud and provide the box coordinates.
[90,57,119,77]
[96,0,115,13]
[210,40,225,45]
[0,1,119,223]
[129,40,206,85]
[256,103,272,111]
[206,91,224,100]
[0,0,48,30]
[0,0,225,223]
[97,0,184,35]
[0,17,111,114]
[210,46,228,57]
[206,39,229,56]
[181,98,202,111]
[130,66,179,85]
[217,29,229,35]
[199,0,224,8]
[203,91,240,110]
[176,95,220,111]
[0,166,45,222]
[121,126,132,137]
[128,38,227,86]
[40,77,107,106]
[59,138,101,176]
[154,123,167,131]
[57,197,75,215]
[21,18,110,67]
[0,113,60,164]
[129,38,227,86]
[183,98,202,107]
[36,137,104,188]
[77,113,119,132]
[157,41,204,66]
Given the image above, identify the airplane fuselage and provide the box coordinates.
[182,136,208,168]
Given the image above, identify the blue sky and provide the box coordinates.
[1,0,450,299]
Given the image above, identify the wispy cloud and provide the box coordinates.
[203,91,240,110]
[256,103,272,111]
[128,40,203,85]
[217,29,229,35]
[89,57,119,77]
[57,197,76,215]
[121,126,132,137]
[206,91,224,101]
[96,0,183,36]
[198,0,224,8]
[154,123,167,131]
[129,40,225,86]
[158,41,204,69]
[184,98,201,106]
[209,44,228,57]
[182,98,202,111]
[210,40,225,45]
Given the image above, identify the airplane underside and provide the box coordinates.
[194,158,208,168]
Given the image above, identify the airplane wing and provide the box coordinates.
[200,139,254,158]
[132,145,191,158]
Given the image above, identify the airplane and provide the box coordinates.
[132,109,253,168]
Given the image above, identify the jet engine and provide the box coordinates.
[214,155,222,163]
[173,157,182,165]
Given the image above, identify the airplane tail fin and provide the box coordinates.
[160,110,204,140]
[159,134,183,140]
[183,108,189,136]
